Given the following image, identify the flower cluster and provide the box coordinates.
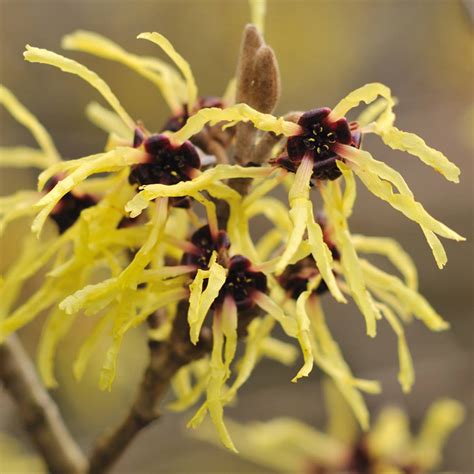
[0,0,464,453]
[195,380,465,474]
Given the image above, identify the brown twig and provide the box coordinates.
[0,335,87,474]
[87,304,211,474]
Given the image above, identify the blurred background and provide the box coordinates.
[0,0,473,472]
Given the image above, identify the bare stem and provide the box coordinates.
[0,335,87,474]
[87,304,211,473]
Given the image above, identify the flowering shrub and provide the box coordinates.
[0,0,464,470]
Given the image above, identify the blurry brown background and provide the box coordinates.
[0,0,473,472]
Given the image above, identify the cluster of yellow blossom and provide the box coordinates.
[195,380,464,473]
[0,0,463,452]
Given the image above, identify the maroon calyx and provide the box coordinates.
[129,134,200,186]
[181,225,231,270]
[217,255,267,311]
[129,133,201,208]
[275,107,362,181]
[278,256,328,299]
[182,227,267,311]
[305,437,422,474]
[46,178,96,234]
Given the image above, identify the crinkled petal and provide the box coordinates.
[337,161,357,218]
[377,303,414,393]
[0,84,60,162]
[378,126,460,183]
[224,316,274,403]
[292,278,319,382]
[254,291,298,337]
[37,307,76,388]
[422,228,448,270]
[330,82,395,129]
[125,164,272,218]
[63,31,182,112]
[85,102,133,140]
[138,32,198,111]
[351,162,463,266]
[276,155,313,273]
[356,97,391,127]
[188,255,227,344]
[351,234,418,290]
[24,45,134,129]
[321,181,379,337]
[307,297,379,430]
[206,316,237,451]
[60,279,118,315]
[360,259,449,331]
[33,147,143,235]
[306,205,346,303]
[171,103,301,144]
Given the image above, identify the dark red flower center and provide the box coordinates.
[218,255,267,311]
[276,107,361,181]
[129,133,201,187]
[181,225,230,270]
[48,188,96,234]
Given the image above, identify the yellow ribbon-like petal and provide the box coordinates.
[0,84,60,163]
[63,31,182,112]
[24,45,134,129]
[171,103,301,144]
[138,32,198,111]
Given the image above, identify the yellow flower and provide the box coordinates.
[0,0,465,454]
[194,380,465,473]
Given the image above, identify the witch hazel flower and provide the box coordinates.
[0,0,466,460]
[0,89,165,389]
[195,380,465,474]
[268,211,449,427]
[61,29,236,158]
[0,85,131,352]
[21,35,281,235]
[178,224,302,451]
[276,107,362,181]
